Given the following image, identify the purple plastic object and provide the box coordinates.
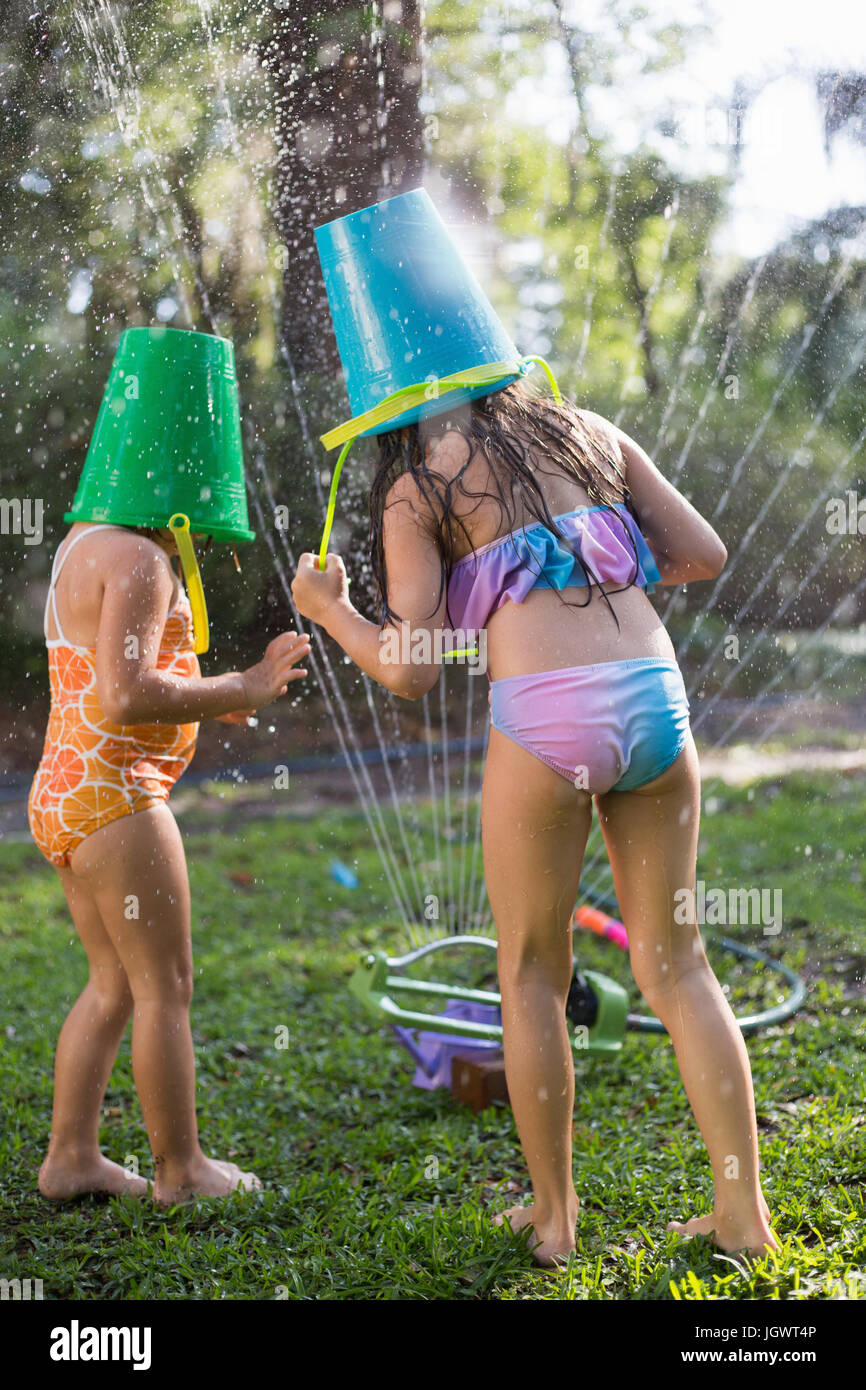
[392,998,503,1090]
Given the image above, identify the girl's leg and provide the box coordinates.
[482,726,593,1265]
[595,734,777,1256]
[67,804,260,1203]
[38,868,148,1198]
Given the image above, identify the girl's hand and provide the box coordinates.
[240,631,311,708]
[292,552,350,626]
[215,708,258,726]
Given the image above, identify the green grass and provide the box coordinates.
[0,772,864,1301]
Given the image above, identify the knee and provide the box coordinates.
[130,960,194,1010]
[629,935,707,1005]
[630,957,673,1007]
[170,967,194,1010]
[89,968,134,1019]
[498,936,573,997]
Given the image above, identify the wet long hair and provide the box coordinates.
[368,379,644,629]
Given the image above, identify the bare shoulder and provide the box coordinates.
[382,471,443,543]
[425,424,485,500]
[384,430,469,513]
[578,408,656,469]
[574,407,625,454]
[384,468,433,513]
[79,526,176,596]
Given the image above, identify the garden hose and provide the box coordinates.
[581,885,808,1034]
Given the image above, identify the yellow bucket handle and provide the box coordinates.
[169,513,210,654]
[316,355,562,570]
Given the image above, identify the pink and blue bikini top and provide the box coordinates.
[447,502,661,631]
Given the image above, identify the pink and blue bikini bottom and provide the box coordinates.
[489,657,691,795]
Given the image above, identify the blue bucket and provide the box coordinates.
[314,187,533,438]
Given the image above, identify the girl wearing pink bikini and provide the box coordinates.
[292,382,778,1265]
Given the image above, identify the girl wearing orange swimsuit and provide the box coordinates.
[30,520,310,1207]
[31,326,311,1207]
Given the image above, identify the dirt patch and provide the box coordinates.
[699,745,866,786]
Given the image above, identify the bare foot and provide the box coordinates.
[39,1153,150,1201]
[666,1210,779,1259]
[152,1156,262,1206]
[494,1200,579,1267]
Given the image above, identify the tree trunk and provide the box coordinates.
[264,1,426,380]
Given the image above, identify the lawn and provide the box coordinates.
[0,769,864,1301]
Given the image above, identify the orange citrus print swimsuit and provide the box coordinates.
[28,525,200,868]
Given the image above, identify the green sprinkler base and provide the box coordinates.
[349,944,629,1056]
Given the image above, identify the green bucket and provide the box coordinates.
[65,326,255,544]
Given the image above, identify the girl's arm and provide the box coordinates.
[95,542,310,724]
[292,472,448,700]
[587,411,728,585]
